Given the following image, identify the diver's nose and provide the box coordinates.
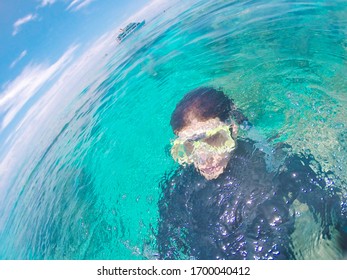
[206,157,214,165]
[198,153,214,165]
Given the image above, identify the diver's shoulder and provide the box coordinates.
[160,165,198,193]
[282,152,316,174]
[235,138,256,152]
[277,151,329,194]
[232,138,266,163]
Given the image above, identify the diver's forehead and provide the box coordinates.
[178,117,224,139]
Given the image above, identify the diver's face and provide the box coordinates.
[177,117,235,180]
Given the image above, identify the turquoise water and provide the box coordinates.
[1,0,347,259]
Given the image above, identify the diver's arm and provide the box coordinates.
[278,154,345,239]
[243,197,295,260]
[341,196,347,233]
[157,171,191,259]
[157,208,190,259]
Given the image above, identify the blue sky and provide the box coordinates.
[0,0,150,85]
[0,0,159,137]
[0,0,172,184]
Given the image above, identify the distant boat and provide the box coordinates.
[116,20,145,43]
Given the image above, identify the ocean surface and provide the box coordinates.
[1,0,347,259]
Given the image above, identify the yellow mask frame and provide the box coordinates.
[171,124,236,165]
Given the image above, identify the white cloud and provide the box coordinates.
[0,46,78,132]
[39,0,56,7]
[9,50,28,69]
[67,0,94,11]
[12,14,38,36]
[0,0,173,189]
[0,34,115,187]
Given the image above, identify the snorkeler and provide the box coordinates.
[157,87,347,260]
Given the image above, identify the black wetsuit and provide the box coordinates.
[157,139,347,260]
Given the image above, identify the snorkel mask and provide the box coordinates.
[171,124,236,165]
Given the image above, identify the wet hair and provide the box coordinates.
[170,87,233,133]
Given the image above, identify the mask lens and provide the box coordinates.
[183,141,194,156]
[171,141,188,164]
[201,131,228,147]
[171,125,235,165]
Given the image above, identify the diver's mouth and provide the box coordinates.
[200,165,220,174]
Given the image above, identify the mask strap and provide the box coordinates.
[225,117,237,138]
